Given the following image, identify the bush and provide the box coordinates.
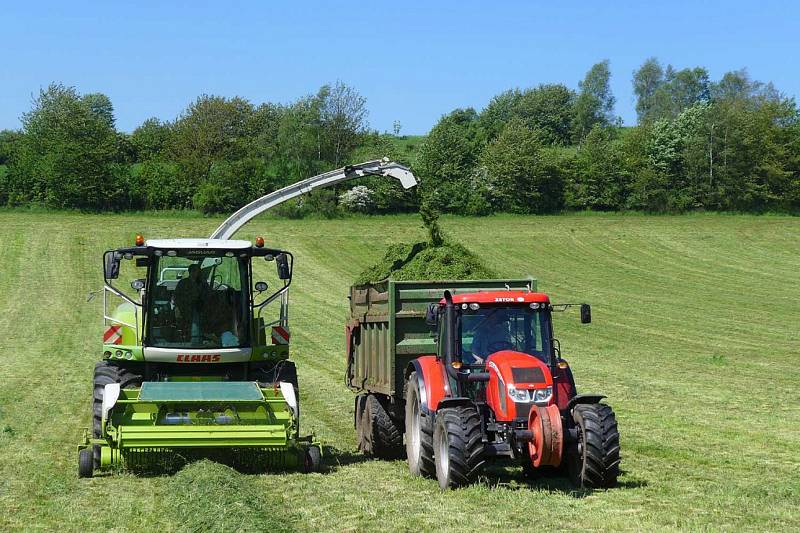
[131,160,191,209]
[339,185,375,213]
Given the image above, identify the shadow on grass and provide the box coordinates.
[320,444,373,471]
[476,465,647,498]
[93,444,372,478]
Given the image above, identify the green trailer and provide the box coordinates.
[345,279,536,458]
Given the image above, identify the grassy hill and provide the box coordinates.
[0,211,797,531]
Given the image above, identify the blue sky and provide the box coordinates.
[2,1,798,134]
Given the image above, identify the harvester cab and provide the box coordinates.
[408,289,620,490]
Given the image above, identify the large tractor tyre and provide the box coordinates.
[359,394,404,459]
[92,361,142,467]
[433,406,485,490]
[404,371,435,478]
[568,403,620,489]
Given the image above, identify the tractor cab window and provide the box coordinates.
[460,305,550,364]
[146,254,249,349]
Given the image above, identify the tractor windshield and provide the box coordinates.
[145,254,249,349]
[460,305,551,364]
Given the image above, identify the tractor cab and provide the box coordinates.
[102,235,293,365]
[429,291,565,414]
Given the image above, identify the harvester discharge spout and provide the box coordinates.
[210,158,417,240]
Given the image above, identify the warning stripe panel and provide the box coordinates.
[271,326,290,345]
[104,325,123,345]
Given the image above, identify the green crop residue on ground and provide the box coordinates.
[0,211,798,531]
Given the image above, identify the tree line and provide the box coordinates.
[1,58,798,215]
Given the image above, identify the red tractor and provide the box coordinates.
[404,290,620,490]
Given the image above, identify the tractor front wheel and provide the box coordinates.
[92,361,142,467]
[404,371,435,478]
[568,403,620,488]
[433,405,485,490]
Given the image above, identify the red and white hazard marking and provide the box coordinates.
[103,325,123,345]
[271,325,290,345]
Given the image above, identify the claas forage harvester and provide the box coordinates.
[346,279,620,490]
[77,159,417,477]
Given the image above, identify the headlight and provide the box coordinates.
[507,385,531,403]
[533,386,553,405]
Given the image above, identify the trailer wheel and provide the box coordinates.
[303,445,322,473]
[433,405,485,490]
[78,448,94,478]
[359,395,403,459]
[92,361,142,467]
[569,403,620,488]
[404,372,435,477]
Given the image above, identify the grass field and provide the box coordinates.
[0,211,798,531]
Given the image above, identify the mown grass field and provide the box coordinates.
[0,211,798,531]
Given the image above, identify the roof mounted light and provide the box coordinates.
[255,236,265,248]
[135,234,144,246]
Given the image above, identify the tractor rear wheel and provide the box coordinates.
[433,405,485,490]
[569,403,620,488]
[92,361,142,467]
[359,394,403,459]
[404,371,435,478]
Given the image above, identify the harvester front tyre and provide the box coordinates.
[92,361,142,467]
[404,372,435,478]
[433,406,485,490]
[304,446,322,473]
[569,403,620,489]
[78,448,94,478]
[359,395,403,459]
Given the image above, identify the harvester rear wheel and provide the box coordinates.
[92,361,142,467]
[433,405,485,490]
[404,372,435,478]
[359,394,403,459]
[569,403,620,489]
[78,448,93,478]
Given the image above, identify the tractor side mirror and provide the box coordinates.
[580,303,592,324]
[104,253,121,280]
[254,281,268,293]
[276,253,291,280]
[425,303,439,327]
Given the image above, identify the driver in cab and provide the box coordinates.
[174,263,208,341]
[469,309,513,363]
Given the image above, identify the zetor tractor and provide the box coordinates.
[77,235,320,476]
[409,290,620,490]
